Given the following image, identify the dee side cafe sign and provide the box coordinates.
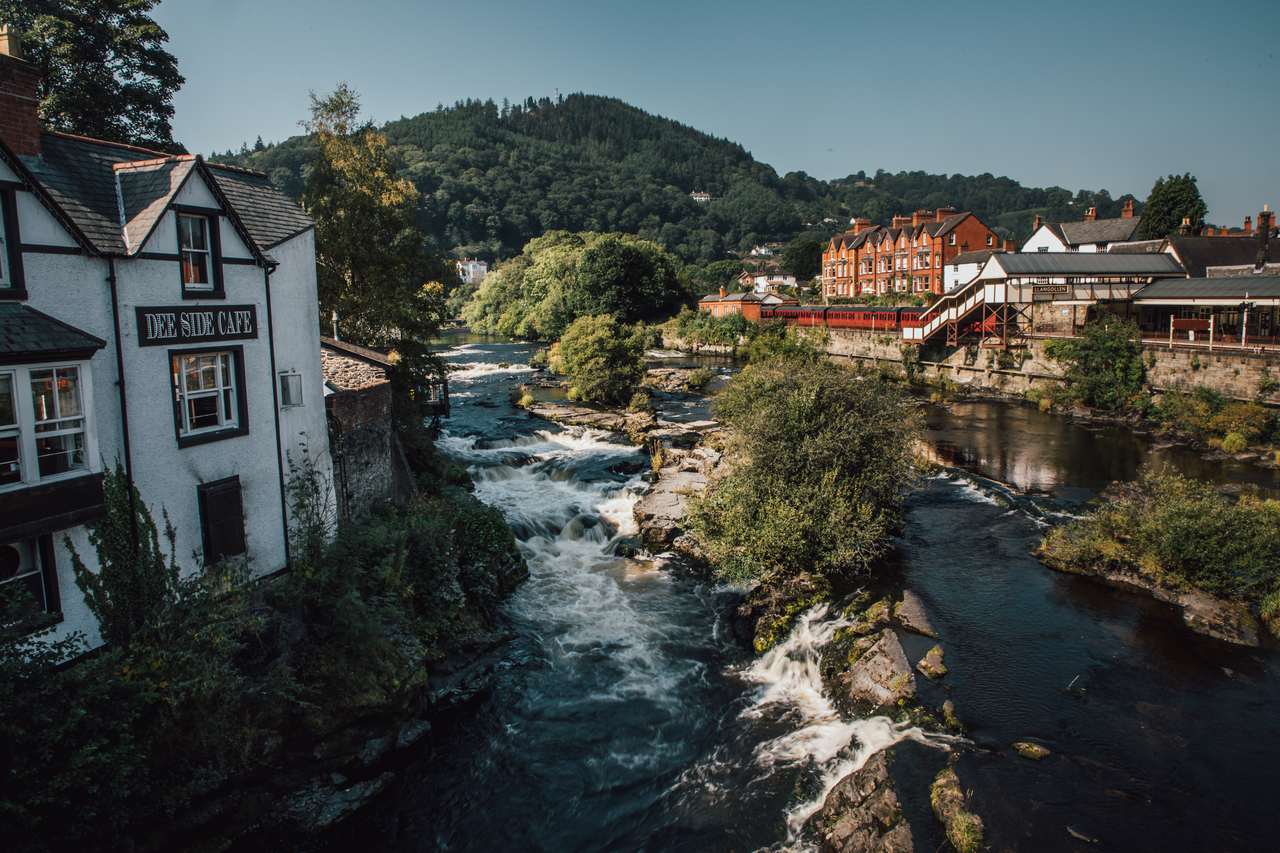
[135,305,258,347]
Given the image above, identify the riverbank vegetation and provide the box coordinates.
[1039,468,1280,638]
[1042,320,1147,412]
[461,230,687,339]
[547,314,651,404]
[688,349,919,650]
[1,446,524,849]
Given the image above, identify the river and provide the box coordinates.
[331,335,1280,852]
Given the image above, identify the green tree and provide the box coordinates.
[1043,320,1147,412]
[688,359,919,585]
[302,83,450,351]
[1135,173,1208,239]
[65,463,180,647]
[780,236,823,281]
[549,314,647,404]
[1,0,184,149]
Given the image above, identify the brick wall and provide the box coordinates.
[0,53,42,156]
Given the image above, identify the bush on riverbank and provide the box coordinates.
[1039,468,1280,633]
[0,460,525,848]
[1151,387,1277,450]
[549,314,649,405]
[688,358,919,591]
[1042,320,1147,413]
[667,307,752,348]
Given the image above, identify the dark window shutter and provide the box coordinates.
[209,215,224,294]
[198,476,246,565]
[2,189,25,291]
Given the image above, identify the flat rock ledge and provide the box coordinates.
[842,630,917,712]
[893,590,939,639]
[807,751,914,853]
[1051,563,1261,646]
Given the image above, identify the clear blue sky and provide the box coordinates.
[155,0,1277,225]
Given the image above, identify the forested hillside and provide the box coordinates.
[213,94,1137,264]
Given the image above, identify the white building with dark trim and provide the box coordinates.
[0,36,332,647]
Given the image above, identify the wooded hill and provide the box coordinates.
[213,93,1138,263]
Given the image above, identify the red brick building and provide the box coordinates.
[821,208,1005,297]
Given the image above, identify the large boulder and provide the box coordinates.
[842,630,917,712]
[893,590,939,639]
[807,751,914,853]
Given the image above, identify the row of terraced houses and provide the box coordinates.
[820,207,1013,297]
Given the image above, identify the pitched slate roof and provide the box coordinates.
[9,131,312,257]
[207,163,315,249]
[0,302,107,362]
[1107,239,1165,254]
[1059,216,1140,247]
[950,250,999,266]
[1166,236,1280,278]
[1134,275,1280,301]
[991,253,1184,276]
[115,157,197,253]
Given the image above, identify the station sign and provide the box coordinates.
[135,305,259,347]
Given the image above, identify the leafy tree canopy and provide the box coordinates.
[1043,320,1147,412]
[780,236,824,281]
[547,314,648,404]
[1,0,184,149]
[463,230,688,340]
[1135,173,1208,240]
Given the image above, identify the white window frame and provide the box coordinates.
[0,361,98,494]
[173,350,239,437]
[278,371,304,408]
[178,212,213,291]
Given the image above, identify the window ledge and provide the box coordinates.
[177,424,248,449]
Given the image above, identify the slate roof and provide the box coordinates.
[7,131,312,257]
[990,253,1184,276]
[698,292,761,303]
[1134,275,1280,301]
[950,250,999,266]
[1107,240,1165,254]
[1058,216,1140,247]
[1166,236,1280,278]
[207,163,314,249]
[0,302,107,362]
[115,157,197,252]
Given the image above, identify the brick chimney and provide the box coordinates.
[891,214,911,229]
[1121,199,1135,219]
[911,209,929,227]
[1083,206,1098,222]
[1178,216,1194,235]
[0,25,41,157]
[718,285,726,298]
[1259,204,1275,235]
[1003,239,1016,252]
[935,206,956,222]
[1243,215,1253,235]
[851,217,871,235]
[1032,214,1043,231]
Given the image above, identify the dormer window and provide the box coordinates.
[179,213,212,290]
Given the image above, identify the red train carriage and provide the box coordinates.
[758,305,926,331]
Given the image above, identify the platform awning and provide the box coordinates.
[1133,275,1280,306]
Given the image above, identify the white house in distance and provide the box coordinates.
[0,31,331,648]
[1022,200,1141,253]
[456,257,488,285]
[943,249,1000,292]
[739,269,797,293]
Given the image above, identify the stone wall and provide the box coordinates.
[326,382,395,521]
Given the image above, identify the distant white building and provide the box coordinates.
[749,245,774,257]
[456,258,489,285]
[739,270,797,293]
[690,191,712,204]
[943,250,1000,292]
[1022,201,1140,254]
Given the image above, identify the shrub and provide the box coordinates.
[1208,402,1272,442]
[1221,432,1248,453]
[688,358,919,586]
[742,321,826,364]
[683,366,716,391]
[668,307,751,348]
[1040,468,1280,610]
[628,390,652,412]
[1043,320,1146,412]
[555,314,648,404]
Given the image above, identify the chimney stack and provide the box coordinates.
[891,214,911,229]
[0,24,41,157]
[935,206,956,222]
[851,217,871,235]
[1243,215,1253,235]
[718,285,726,298]
[1083,206,1098,222]
[1032,214,1043,231]
[911,209,929,227]
[1256,205,1274,272]
[1178,216,1194,236]
[1121,199,1135,219]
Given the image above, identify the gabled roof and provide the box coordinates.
[990,252,1184,276]
[950,249,999,266]
[932,212,970,237]
[4,131,312,260]
[1107,240,1165,254]
[1058,217,1140,247]
[0,302,107,363]
[1165,236,1280,278]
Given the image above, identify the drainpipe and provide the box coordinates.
[263,265,291,569]
[106,257,138,553]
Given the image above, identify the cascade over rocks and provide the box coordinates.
[806,751,914,853]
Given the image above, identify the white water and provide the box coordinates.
[737,605,951,841]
